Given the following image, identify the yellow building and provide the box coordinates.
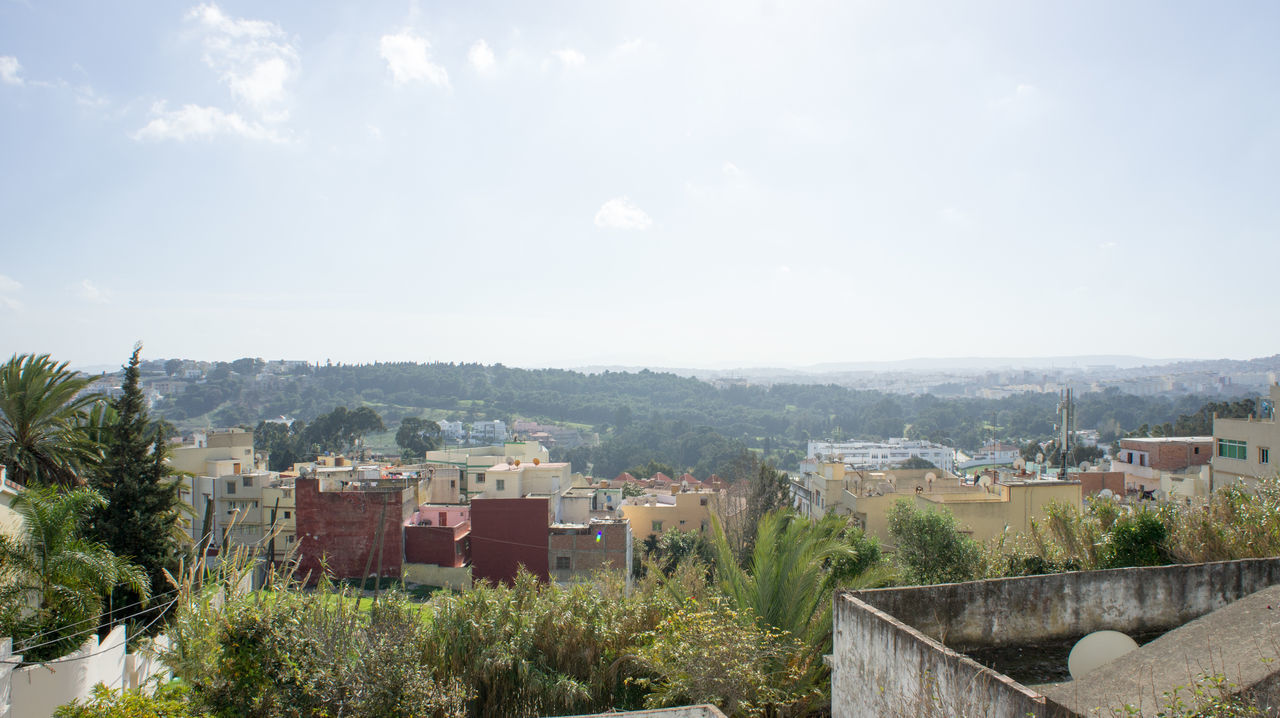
[1211,384,1280,491]
[850,477,1083,545]
[619,490,719,537]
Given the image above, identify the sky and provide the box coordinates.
[2,1,1278,371]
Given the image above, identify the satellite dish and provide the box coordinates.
[1098,489,1114,499]
[1036,453,1045,463]
[1068,631,1138,679]
[978,476,993,488]
[1013,458,1026,470]
[1080,461,1091,471]
[925,472,937,482]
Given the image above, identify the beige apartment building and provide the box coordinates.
[1212,384,1280,490]
[423,441,549,499]
[618,490,718,537]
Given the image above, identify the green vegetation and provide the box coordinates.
[86,345,184,625]
[0,353,102,488]
[148,359,1253,478]
[887,500,982,585]
[0,486,149,661]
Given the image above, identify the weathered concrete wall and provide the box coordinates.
[402,562,472,590]
[0,638,17,718]
[11,625,126,718]
[832,593,1056,718]
[850,557,1280,650]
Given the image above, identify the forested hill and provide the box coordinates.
[149,360,1246,477]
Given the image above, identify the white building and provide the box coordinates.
[806,438,956,474]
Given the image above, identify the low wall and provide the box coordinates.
[850,557,1280,649]
[403,562,471,591]
[11,626,126,718]
[0,639,17,718]
[832,593,1056,718]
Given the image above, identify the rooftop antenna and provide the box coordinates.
[1057,388,1074,479]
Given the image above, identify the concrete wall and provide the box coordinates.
[849,557,1280,650]
[832,593,1054,718]
[0,639,17,718]
[402,562,472,590]
[471,497,549,584]
[11,626,126,718]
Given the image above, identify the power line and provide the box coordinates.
[10,587,184,656]
[3,595,181,666]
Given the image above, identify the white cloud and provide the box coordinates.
[78,279,109,304]
[594,197,652,230]
[1099,241,1117,250]
[380,30,450,88]
[468,39,495,73]
[133,103,286,142]
[187,3,298,118]
[0,274,21,311]
[722,161,743,177]
[0,56,22,86]
[553,48,585,68]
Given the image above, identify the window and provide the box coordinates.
[283,511,291,519]
[1218,439,1248,460]
[242,476,252,487]
[449,480,456,488]
[1261,447,1271,465]
[496,479,505,491]
[699,497,708,506]
[1194,447,1200,455]
[475,473,486,484]
[286,535,295,543]
[556,556,571,570]
[651,521,663,532]
[225,481,236,495]
[679,520,686,526]
[283,489,293,498]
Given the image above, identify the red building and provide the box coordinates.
[404,506,470,567]
[470,497,550,584]
[294,476,414,583]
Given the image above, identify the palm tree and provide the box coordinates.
[711,510,893,692]
[0,486,149,661]
[0,354,102,488]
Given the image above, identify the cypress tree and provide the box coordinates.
[88,344,182,622]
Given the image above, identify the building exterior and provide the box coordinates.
[470,497,550,584]
[423,441,549,499]
[1110,436,1212,497]
[957,442,1021,469]
[1212,384,1280,490]
[806,438,956,474]
[293,473,419,582]
[549,518,632,589]
[792,463,1081,545]
[618,490,717,537]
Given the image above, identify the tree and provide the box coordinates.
[899,456,936,469]
[0,486,149,661]
[711,510,889,704]
[0,354,102,488]
[87,345,184,619]
[304,406,386,455]
[164,358,183,377]
[229,357,264,376]
[395,417,442,460]
[886,499,981,585]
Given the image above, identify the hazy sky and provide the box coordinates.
[2,1,1278,370]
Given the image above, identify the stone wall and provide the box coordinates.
[850,557,1280,650]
